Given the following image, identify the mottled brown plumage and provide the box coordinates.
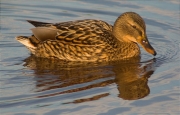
[16,12,156,62]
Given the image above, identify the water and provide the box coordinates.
[0,0,180,115]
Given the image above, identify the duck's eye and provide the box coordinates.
[142,40,147,43]
[132,25,136,29]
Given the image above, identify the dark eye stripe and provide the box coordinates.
[132,25,142,35]
[128,23,143,36]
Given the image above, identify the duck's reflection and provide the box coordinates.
[24,55,156,102]
[114,60,155,100]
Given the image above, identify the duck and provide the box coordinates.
[16,12,156,62]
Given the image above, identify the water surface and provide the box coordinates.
[0,0,180,115]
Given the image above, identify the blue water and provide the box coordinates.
[0,0,180,115]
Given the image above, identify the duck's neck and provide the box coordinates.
[113,39,140,60]
[112,18,124,41]
[112,26,127,42]
[123,41,140,55]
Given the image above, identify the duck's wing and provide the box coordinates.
[27,19,114,46]
[55,20,107,45]
[55,19,114,46]
[27,20,59,41]
[31,27,59,41]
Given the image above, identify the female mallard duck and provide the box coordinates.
[16,12,156,62]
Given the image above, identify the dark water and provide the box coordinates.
[0,0,180,115]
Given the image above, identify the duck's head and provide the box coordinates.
[113,12,156,56]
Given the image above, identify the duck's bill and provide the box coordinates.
[140,40,157,56]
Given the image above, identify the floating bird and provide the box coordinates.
[16,12,156,62]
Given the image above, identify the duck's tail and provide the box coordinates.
[16,35,39,54]
[27,20,51,27]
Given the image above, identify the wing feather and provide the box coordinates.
[29,19,115,47]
